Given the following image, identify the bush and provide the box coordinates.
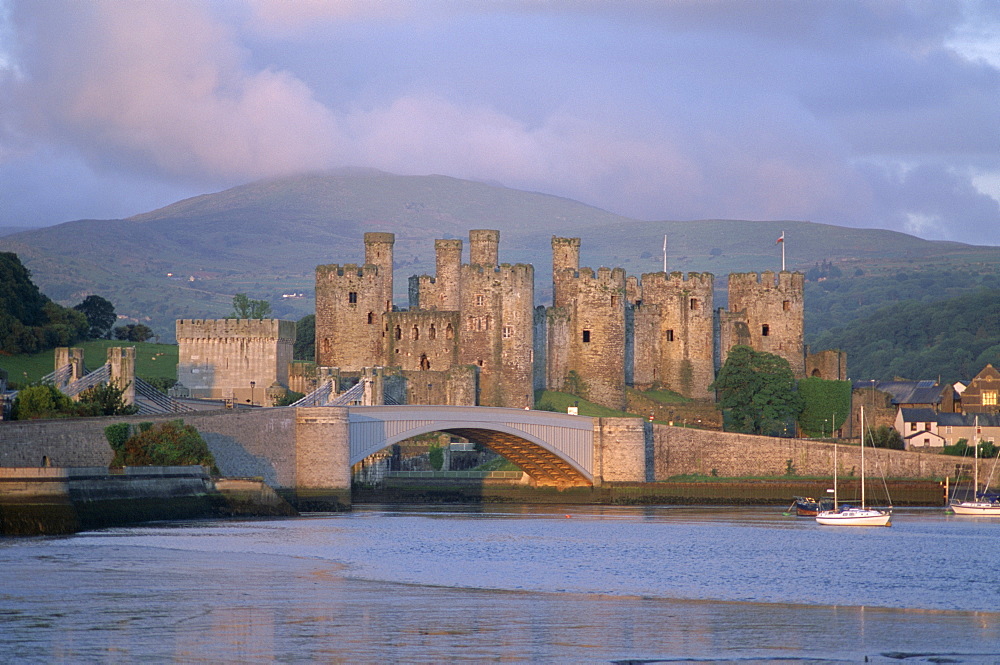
[104,422,132,454]
[428,445,444,471]
[78,382,138,416]
[864,424,904,450]
[111,420,219,473]
[12,384,75,419]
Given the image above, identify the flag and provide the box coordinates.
[776,233,784,244]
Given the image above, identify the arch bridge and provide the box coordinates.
[346,405,597,486]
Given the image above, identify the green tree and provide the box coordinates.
[231,293,272,319]
[864,424,904,450]
[74,295,117,339]
[111,420,219,473]
[797,377,851,437]
[294,314,315,360]
[12,384,75,419]
[113,323,154,342]
[710,346,803,435]
[0,253,87,353]
[428,444,444,471]
[78,382,139,416]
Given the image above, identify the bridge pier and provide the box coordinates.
[593,418,650,484]
[295,407,352,510]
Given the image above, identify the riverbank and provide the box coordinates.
[0,466,297,536]
[353,477,948,506]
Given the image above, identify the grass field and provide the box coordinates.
[0,340,179,387]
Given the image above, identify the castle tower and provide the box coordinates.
[551,236,580,310]
[457,230,534,408]
[315,233,394,369]
[720,271,805,376]
[546,237,627,410]
[364,232,395,314]
[176,319,295,403]
[469,229,499,267]
[632,272,715,399]
[435,238,462,311]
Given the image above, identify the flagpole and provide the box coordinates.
[781,231,785,271]
[663,235,667,273]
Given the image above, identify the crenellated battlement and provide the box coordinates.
[176,318,296,341]
[640,271,715,289]
[575,266,626,284]
[316,263,382,279]
[728,270,804,290]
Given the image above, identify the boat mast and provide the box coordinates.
[861,406,866,510]
[833,442,838,511]
[974,415,979,499]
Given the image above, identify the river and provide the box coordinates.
[2,505,999,663]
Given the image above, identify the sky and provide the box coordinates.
[1,1,999,245]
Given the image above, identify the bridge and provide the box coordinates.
[347,405,597,485]
[2,404,651,509]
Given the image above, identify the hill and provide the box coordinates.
[2,169,999,341]
[810,288,1000,383]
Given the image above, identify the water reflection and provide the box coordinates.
[2,506,999,663]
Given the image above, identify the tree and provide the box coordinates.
[113,323,154,342]
[231,293,272,319]
[797,377,851,437]
[74,295,117,339]
[710,346,803,435]
[294,314,315,360]
[78,382,138,416]
[12,384,75,420]
[110,420,219,473]
[0,253,87,353]
[864,424,904,450]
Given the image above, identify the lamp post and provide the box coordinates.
[249,381,256,406]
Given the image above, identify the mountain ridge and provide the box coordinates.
[1,170,996,341]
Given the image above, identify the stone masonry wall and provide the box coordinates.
[633,272,715,399]
[315,232,394,371]
[566,267,627,410]
[176,319,295,404]
[0,409,298,489]
[652,424,968,482]
[722,271,805,376]
[384,310,460,372]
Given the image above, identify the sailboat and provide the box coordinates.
[816,406,892,527]
[949,416,1000,516]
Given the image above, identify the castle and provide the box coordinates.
[312,230,834,409]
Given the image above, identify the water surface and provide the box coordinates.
[2,505,998,663]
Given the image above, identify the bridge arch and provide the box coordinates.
[347,405,595,486]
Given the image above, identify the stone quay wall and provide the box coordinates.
[652,424,969,482]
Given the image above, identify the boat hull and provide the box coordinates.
[950,501,1000,516]
[816,508,891,527]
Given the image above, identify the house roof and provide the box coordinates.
[932,412,1000,428]
[855,380,943,406]
[903,430,946,443]
[899,407,938,423]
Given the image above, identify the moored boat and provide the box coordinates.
[816,407,892,527]
[791,496,833,516]
[948,416,1000,516]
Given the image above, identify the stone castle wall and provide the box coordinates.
[632,272,715,399]
[315,232,395,369]
[721,271,805,377]
[652,424,964,482]
[384,310,460,372]
[313,231,811,411]
[176,318,295,403]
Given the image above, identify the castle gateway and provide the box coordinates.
[314,231,817,410]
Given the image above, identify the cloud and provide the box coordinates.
[6,0,341,184]
[0,0,998,245]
